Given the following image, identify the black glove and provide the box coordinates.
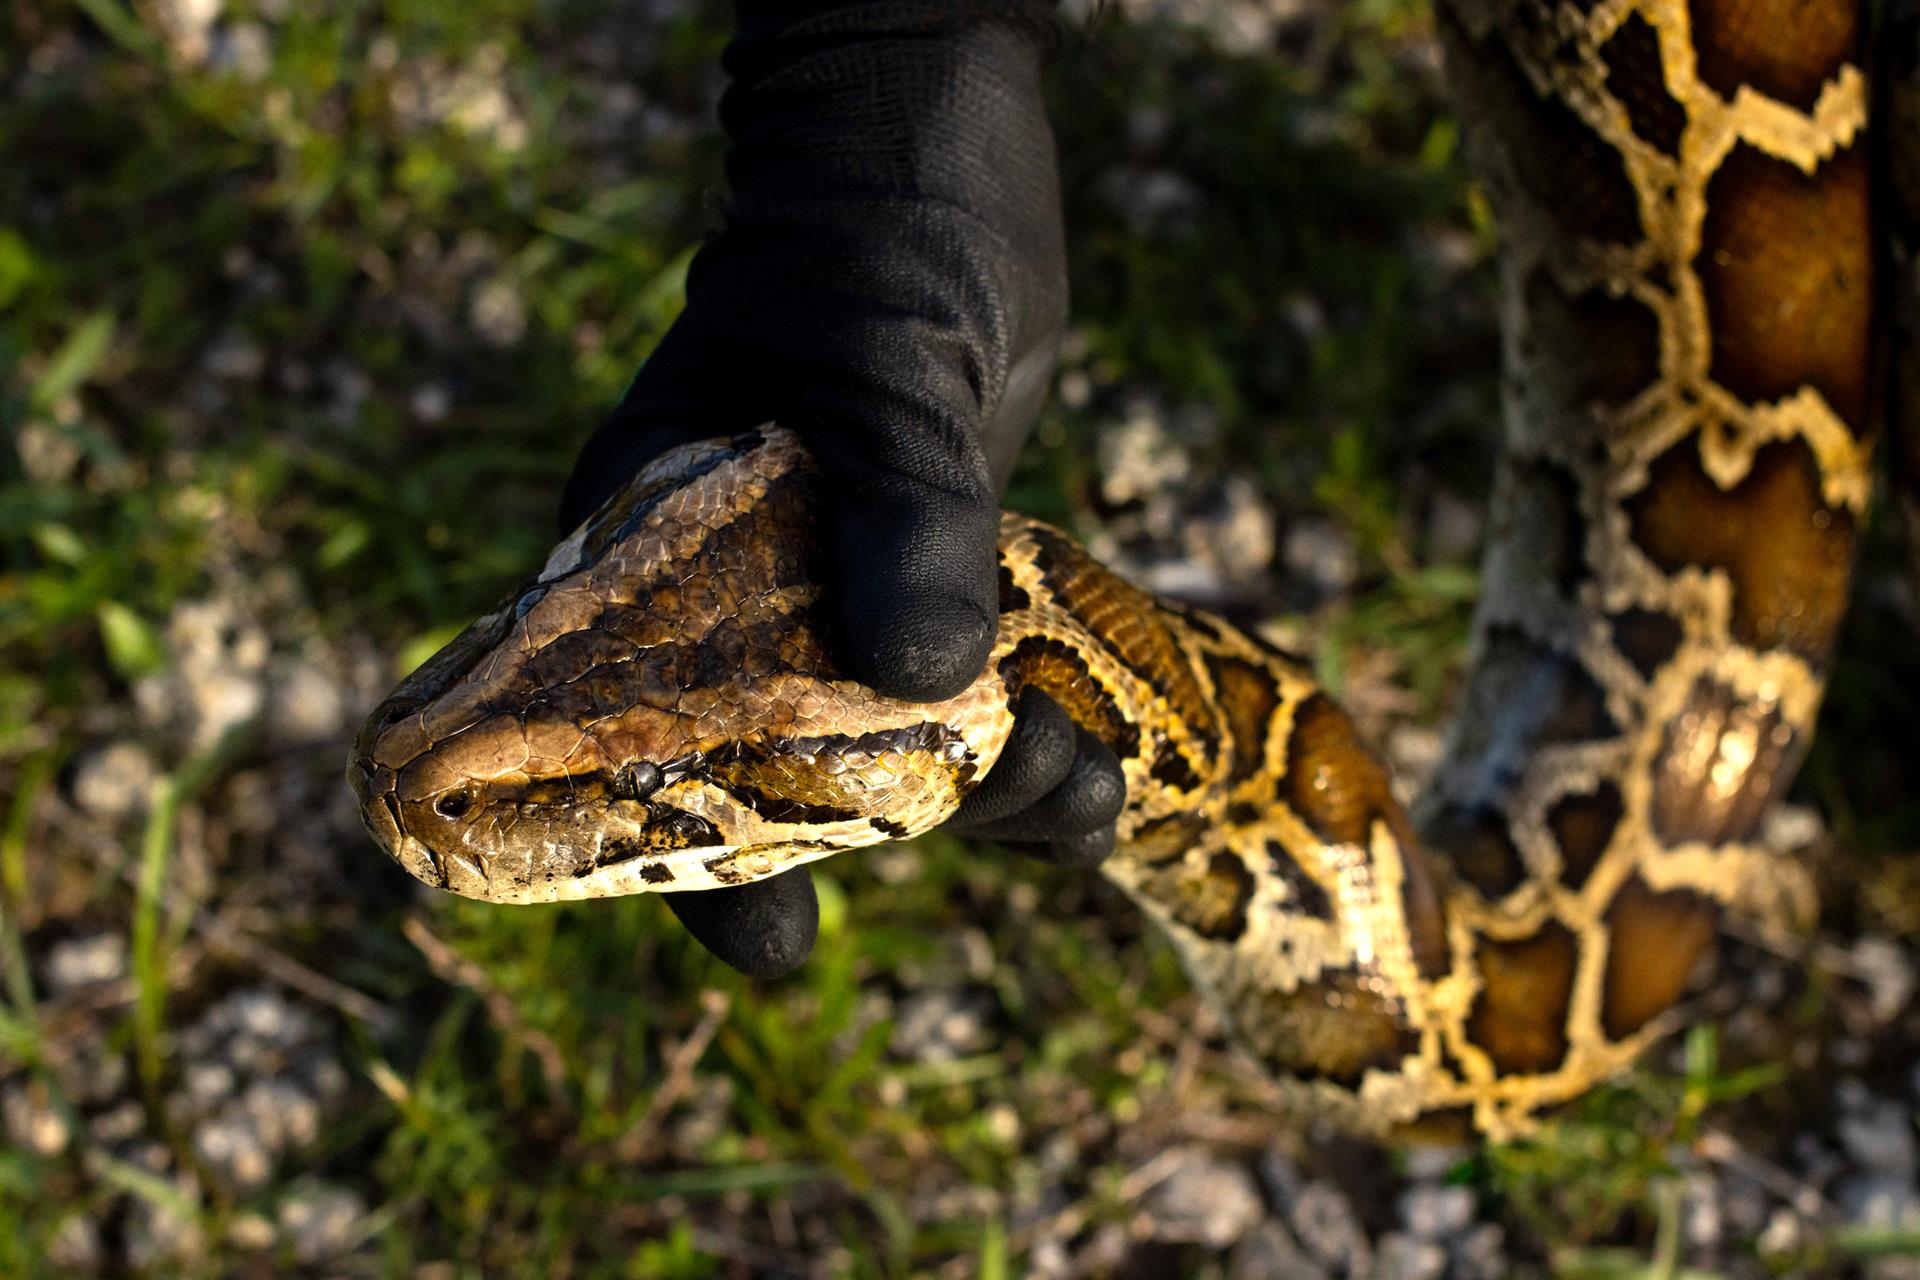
[560,0,1126,979]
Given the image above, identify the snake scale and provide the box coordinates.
[352,0,1880,1139]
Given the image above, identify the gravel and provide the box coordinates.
[1397,1183,1475,1241]
[278,1181,367,1264]
[167,988,349,1191]
[1229,1221,1331,1280]
[1374,1230,1448,1280]
[888,987,996,1064]
[43,931,128,994]
[68,743,157,821]
[1290,1180,1373,1277]
[1142,1148,1266,1247]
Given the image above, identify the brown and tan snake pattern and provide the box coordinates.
[351,0,1878,1139]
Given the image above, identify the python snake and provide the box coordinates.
[352,0,1880,1139]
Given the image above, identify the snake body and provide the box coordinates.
[351,0,1876,1139]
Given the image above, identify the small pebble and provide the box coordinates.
[1141,1149,1264,1247]
[184,1061,236,1103]
[1679,1171,1723,1249]
[1761,804,1825,851]
[1450,1223,1508,1280]
[267,656,346,745]
[1838,1095,1918,1173]
[1848,936,1916,1026]
[227,1213,277,1251]
[47,1214,103,1271]
[1291,1180,1371,1276]
[1398,1184,1474,1241]
[277,1183,366,1264]
[195,1117,273,1189]
[1374,1231,1446,1280]
[125,1174,203,1268]
[201,329,266,380]
[1255,1147,1304,1212]
[1,1080,69,1156]
[44,932,128,993]
[1838,1175,1920,1231]
[69,744,156,821]
[1757,1207,1805,1257]
[888,988,993,1064]
[469,277,527,347]
[89,1100,145,1145]
[1229,1221,1330,1280]
[1283,520,1358,593]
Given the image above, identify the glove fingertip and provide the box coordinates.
[663,868,819,979]
[1047,824,1116,869]
[843,589,997,702]
[950,688,1077,830]
[812,452,1001,702]
[1071,731,1129,830]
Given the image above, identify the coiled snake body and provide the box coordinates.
[352,0,1879,1139]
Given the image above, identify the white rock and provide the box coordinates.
[183,1060,236,1103]
[409,381,452,423]
[268,656,346,744]
[125,1174,203,1267]
[194,1116,273,1188]
[227,1212,276,1250]
[158,0,221,61]
[47,1214,102,1271]
[210,21,272,81]
[1761,804,1824,852]
[1397,1183,1474,1241]
[278,1183,365,1264]
[1838,1095,1918,1174]
[1375,1231,1447,1280]
[1450,1222,1508,1280]
[1098,398,1190,507]
[1142,1149,1265,1247]
[1838,1175,1920,1231]
[889,988,993,1064]
[1283,520,1358,593]
[1,1080,68,1155]
[90,1101,145,1144]
[1757,1207,1804,1256]
[469,277,527,347]
[1290,1181,1371,1275]
[44,932,129,993]
[202,329,266,380]
[70,744,157,821]
[1229,1221,1329,1280]
[1848,936,1915,1026]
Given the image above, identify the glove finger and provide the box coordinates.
[1048,824,1117,868]
[950,688,1077,830]
[988,824,1115,870]
[662,866,818,979]
[813,450,1001,703]
[956,726,1126,843]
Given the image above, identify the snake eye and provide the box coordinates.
[434,791,472,819]
[612,762,661,801]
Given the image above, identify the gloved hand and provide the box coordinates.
[560,0,1126,979]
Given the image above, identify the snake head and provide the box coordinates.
[348,428,1014,904]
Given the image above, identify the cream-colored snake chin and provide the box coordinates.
[351,0,1880,1140]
